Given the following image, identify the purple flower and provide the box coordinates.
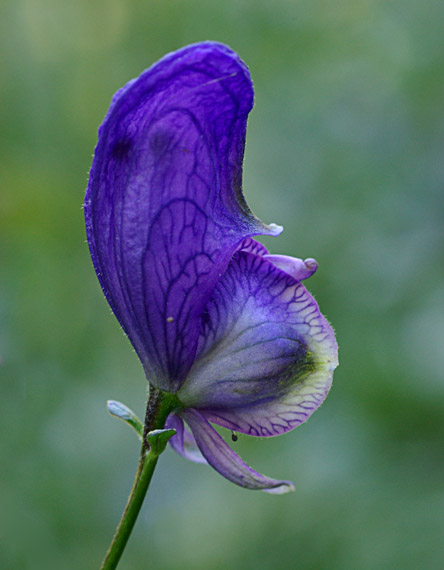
[85,42,338,494]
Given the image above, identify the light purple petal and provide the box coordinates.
[182,409,294,493]
[165,413,207,464]
[265,254,318,281]
[178,251,338,436]
[238,241,317,281]
[85,42,281,391]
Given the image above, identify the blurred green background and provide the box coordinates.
[2,0,444,568]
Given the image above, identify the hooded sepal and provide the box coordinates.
[85,42,281,393]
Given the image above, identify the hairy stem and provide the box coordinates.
[100,385,176,570]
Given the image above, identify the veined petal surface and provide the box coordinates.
[237,236,269,256]
[238,239,317,281]
[85,42,280,391]
[182,409,294,493]
[178,251,338,436]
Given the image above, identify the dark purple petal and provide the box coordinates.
[182,409,294,493]
[165,413,207,464]
[178,251,338,436]
[85,42,281,391]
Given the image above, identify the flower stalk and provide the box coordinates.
[100,387,177,570]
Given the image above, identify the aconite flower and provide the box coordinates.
[85,42,338,494]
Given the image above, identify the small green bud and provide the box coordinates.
[147,429,177,456]
[107,400,144,440]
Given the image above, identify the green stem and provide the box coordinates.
[100,386,177,570]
